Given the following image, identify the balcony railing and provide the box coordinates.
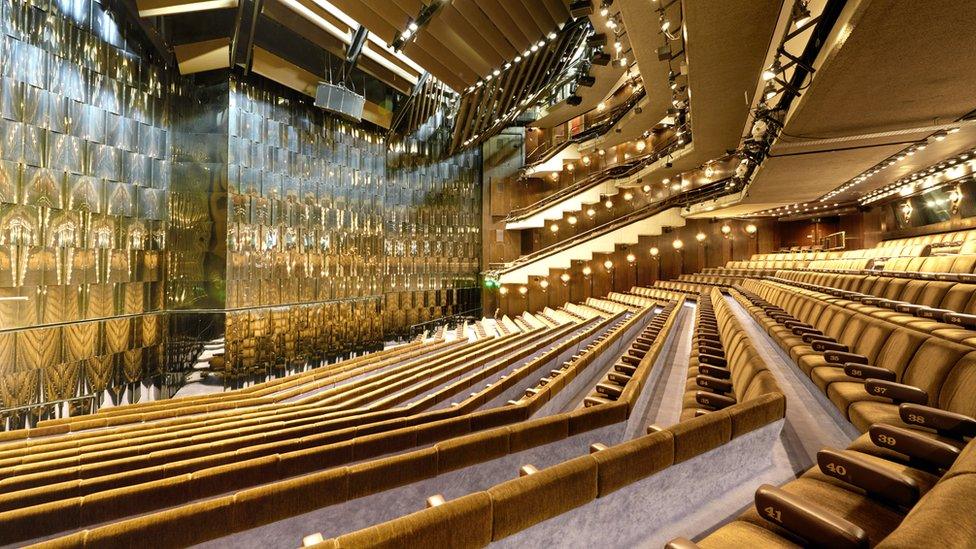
[487,178,733,278]
[505,128,687,223]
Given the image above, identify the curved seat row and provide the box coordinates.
[731,281,976,435]
[682,289,782,422]
[882,228,976,249]
[668,424,976,548]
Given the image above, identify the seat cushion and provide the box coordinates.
[800,450,940,497]
[789,345,818,363]
[827,382,888,420]
[847,400,902,433]
[797,354,828,376]
[737,478,904,545]
[810,366,861,392]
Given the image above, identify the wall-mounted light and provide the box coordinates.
[567,215,578,226]
[642,184,651,193]
[901,201,913,223]
[948,186,963,214]
[582,155,591,166]
[586,207,597,218]
[582,265,592,277]
[695,232,706,244]
[720,224,732,238]
[626,253,636,264]
[538,279,549,292]
[623,192,633,201]
[518,286,528,297]
[672,238,684,251]
[499,286,509,296]
[550,223,559,233]
[649,246,660,258]
[745,224,757,238]
[603,259,614,271]
[635,140,646,153]
[560,273,571,285]
[549,172,559,181]
[604,199,613,209]
[704,164,715,179]
[566,163,575,172]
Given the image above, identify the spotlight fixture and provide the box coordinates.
[762,58,781,81]
[792,0,811,27]
[570,0,594,18]
[587,33,608,48]
[578,75,596,87]
[592,52,611,65]
[567,95,583,106]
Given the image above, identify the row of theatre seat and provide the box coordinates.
[882,227,976,250]
[663,283,976,548]
[309,294,796,547]
[585,302,679,407]
[0,294,730,548]
[0,317,621,545]
[731,280,976,435]
[681,289,783,422]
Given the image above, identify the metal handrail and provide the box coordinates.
[506,128,687,222]
[487,179,734,277]
[523,88,647,169]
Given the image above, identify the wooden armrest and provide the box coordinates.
[817,448,919,508]
[754,485,868,548]
[696,375,733,393]
[900,403,976,440]
[696,391,736,409]
[843,363,896,381]
[869,423,960,472]
[813,340,849,353]
[864,379,928,405]
[824,350,865,365]
[699,353,727,367]
[699,364,731,379]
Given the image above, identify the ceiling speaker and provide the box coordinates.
[591,52,611,66]
[567,95,583,106]
[314,82,365,122]
[577,75,596,87]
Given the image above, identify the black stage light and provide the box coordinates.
[592,52,611,65]
[570,0,594,18]
[567,95,583,106]
[587,33,607,48]
[578,75,596,87]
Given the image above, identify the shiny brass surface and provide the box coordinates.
[0,0,481,426]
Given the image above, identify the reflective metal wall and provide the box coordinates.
[0,0,482,425]
[220,77,481,374]
[0,0,170,423]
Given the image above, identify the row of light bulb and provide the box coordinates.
[822,129,959,202]
[861,147,976,205]
[464,31,560,94]
[754,202,841,216]
[497,226,759,294]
